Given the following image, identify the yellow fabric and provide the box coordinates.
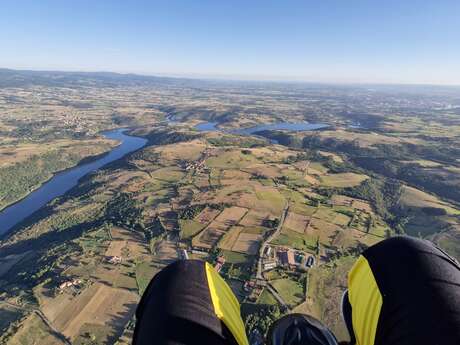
[205,262,249,345]
[348,255,383,345]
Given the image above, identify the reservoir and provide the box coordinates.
[195,121,328,134]
[194,121,329,144]
[0,129,147,236]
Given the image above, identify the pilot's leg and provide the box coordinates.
[344,236,460,345]
[133,259,249,345]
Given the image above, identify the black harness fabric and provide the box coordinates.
[362,236,460,345]
[133,260,237,345]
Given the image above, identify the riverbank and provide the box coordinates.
[0,129,147,237]
[0,138,119,213]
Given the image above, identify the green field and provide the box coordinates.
[257,289,279,306]
[135,262,159,295]
[271,277,305,308]
[179,219,206,239]
[320,173,368,188]
[271,229,317,253]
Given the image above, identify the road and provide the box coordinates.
[256,203,289,280]
[34,310,72,345]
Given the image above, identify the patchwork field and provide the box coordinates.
[50,283,137,341]
[284,211,310,233]
[33,226,149,343]
[195,207,221,224]
[232,232,262,255]
[193,221,228,249]
[214,206,248,226]
[306,218,342,246]
[218,226,245,251]
[239,210,272,227]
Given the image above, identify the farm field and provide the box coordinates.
[271,277,305,308]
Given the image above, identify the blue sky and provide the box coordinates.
[1,0,459,84]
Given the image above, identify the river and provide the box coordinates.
[0,129,147,236]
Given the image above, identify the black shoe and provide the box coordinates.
[267,314,339,345]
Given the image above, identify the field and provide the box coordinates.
[48,283,137,341]
[273,229,317,253]
[271,277,305,308]
[232,232,262,255]
[6,312,65,345]
[193,206,247,249]
[239,210,272,227]
[179,219,206,239]
[306,218,342,246]
[257,289,278,306]
[400,186,460,215]
[218,226,244,251]
[320,173,369,188]
[32,227,149,343]
[194,207,221,224]
[284,211,310,233]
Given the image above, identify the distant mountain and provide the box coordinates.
[0,68,191,88]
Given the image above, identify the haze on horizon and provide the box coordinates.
[1,0,459,85]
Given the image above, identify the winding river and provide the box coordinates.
[0,120,327,237]
[0,129,147,236]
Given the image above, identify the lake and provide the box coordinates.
[194,121,329,142]
[0,129,147,236]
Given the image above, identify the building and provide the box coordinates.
[58,279,82,291]
[306,255,316,268]
[243,280,256,292]
[263,261,277,271]
[214,256,226,273]
[287,250,295,266]
[278,250,289,266]
[107,256,122,264]
[264,246,272,257]
[277,249,296,268]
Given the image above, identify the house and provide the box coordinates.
[58,279,82,291]
[107,256,122,264]
[243,280,256,292]
[306,255,316,268]
[214,256,226,273]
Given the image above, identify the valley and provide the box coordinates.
[0,70,459,344]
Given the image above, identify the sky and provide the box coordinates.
[1,0,459,85]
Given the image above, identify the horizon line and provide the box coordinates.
[2,66,460,88]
